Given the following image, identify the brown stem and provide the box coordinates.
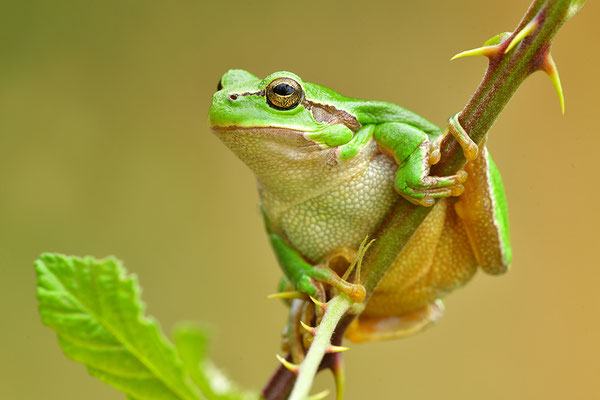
[262,0,583,398]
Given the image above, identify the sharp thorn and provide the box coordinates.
[505,18,539,54]
[267,291,305,300]
[300,320,316,335]
[542,54,565,114]
[327,345,350,354]
[310,296,327,311]
[306,390,330,400]
[275,354,299,374]
[451,46,497,61]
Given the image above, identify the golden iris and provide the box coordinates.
[266,78,303,110]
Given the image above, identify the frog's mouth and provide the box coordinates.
[211,125,310,135]
[211,124,322,141]
[211,125,319,150]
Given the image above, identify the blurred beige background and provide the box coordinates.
[1,0,598,399]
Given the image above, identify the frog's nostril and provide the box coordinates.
[228,94,238,101]
[217,80,223,91]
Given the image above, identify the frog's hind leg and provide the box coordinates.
[266,226,366,303]
[345,300,444,343]
[454,147,512,275]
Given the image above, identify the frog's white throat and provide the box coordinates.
[213,125,376,206]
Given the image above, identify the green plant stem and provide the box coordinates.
[362,0,578,299]
[262,1,585,398]
[288,294,352,400]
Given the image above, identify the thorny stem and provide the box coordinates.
[288,294,352,400]
[262,0,584,398]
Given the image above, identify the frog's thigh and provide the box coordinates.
[346,201,478,343]
[364,199,449,317]
[454,147,511,275]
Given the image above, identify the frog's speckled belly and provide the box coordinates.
[275,156,478,321]
[278,154,398,262]
[266,147,478,325]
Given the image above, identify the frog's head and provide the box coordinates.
[209,69,361,144]
[209,70,363,194]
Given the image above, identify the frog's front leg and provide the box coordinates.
[266,229,366,303]
[374,122,468,207]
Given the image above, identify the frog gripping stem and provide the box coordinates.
[447,113,478,161]
[262,2,585,399]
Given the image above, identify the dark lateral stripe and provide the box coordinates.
[303,99,361,132]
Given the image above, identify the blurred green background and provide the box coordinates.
[1,0,598,399]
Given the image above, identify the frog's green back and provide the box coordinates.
[303,81,443,136]
[346,99,443,136]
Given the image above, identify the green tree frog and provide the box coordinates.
[209,70,511,342]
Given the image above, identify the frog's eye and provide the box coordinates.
[266,78,303,110]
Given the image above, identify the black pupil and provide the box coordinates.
[274,83,294,96]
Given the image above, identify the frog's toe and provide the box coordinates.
[448,113,479,161]
[318,267,366,303]
[404,195,436,207]
[400,169,467,192]
[419,170,468,188]
[399,170,467,206]
[401,185,465,207]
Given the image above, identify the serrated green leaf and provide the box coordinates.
[36,253,204,400]
[173,323,258,400]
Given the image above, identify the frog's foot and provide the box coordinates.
[290,260,365,321]
[428,113,478,165]
[447,113,479,161]
[312,265,366,303]
[345,300,445,343]
[318,242,373,304]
